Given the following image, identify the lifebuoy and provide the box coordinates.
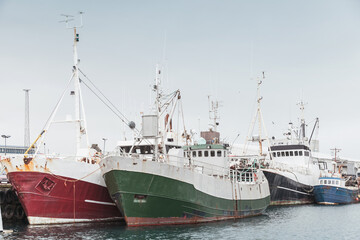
[4,204,15,220]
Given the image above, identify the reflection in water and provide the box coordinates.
[2,204,360,239]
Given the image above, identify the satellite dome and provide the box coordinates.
[198,137,206,145]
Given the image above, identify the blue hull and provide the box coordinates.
[314,185,360,205]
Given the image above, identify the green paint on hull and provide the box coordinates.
[104,169,270,223]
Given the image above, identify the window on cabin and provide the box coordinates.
[198,151,202,157]
[211,151,215,157]
[286,151,289,156]
[184,152,186,157]
[324,180,327,184]
[272,152,276,158]
[281,152,285,157]
[305,151,309,156]
[299,151,303,156]
[290,151,293,156]
[277,152,280,157]
[294,151,298,156]
[205,151,209,157]
[192,151,196,157]
[217,151,222,157]
[320,180,323,184]
[224,151,226,157]
[336,180,340,185]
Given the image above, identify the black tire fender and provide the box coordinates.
[4,204,15,220]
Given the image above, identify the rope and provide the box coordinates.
[73,182,76,222]
[78,68,133,127]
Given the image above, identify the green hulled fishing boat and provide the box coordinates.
[100,69,270,226]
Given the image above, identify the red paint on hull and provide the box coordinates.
[125,214,262,227]
[8,171,121,223]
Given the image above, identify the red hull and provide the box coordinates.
[8,171,122,224]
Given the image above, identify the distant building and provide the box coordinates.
[0,145,35,155]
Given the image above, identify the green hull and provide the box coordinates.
[104,169,270,226]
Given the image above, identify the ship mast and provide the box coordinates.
[208,96,220,132]
[257,74,263,155]
[154,65,161,160]
[243,72,269,156]
[62,12,89,154]
[73,27,82,152]
[297,100,307,143]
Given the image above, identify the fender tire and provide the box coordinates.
[4,204,15,220]
[15,205,25,220]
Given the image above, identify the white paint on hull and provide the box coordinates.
[84,199,116,206]
[27,216,122,225]
[276,186,311,196]
[1,156,105,187]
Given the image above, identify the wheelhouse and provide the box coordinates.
[318,177,344,187]
[269,144,311,159]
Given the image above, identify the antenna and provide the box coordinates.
[59,11,84,29]
[207,95,221,132]
[297,99,307,140]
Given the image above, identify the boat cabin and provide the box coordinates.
[183,144,229,175]
[318,177,345,188]
[270,144,311,158]
[269,144,312,166]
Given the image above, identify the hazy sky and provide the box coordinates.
[0,0,360,158]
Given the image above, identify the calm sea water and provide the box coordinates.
[1,204,359,240]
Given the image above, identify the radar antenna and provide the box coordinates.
[59,11,84,29]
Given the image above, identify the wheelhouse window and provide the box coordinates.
[294,151,298,156]
[285,151,289,156]
[198,151,202,157]
[281,152,285,157]
[192,151,196,157]
[211,151,215,157]
[272,152,276,158]
[324,180,327,184]
[320,180,323,184]
[290,151,293,156]
[204,151,209,157]
[277,152,280,157]
[336,180,340,185]
[217,150,222,157]
[304,151,309,157]
[299,151,303,156]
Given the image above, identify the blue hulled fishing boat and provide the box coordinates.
[314,176,360,205]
